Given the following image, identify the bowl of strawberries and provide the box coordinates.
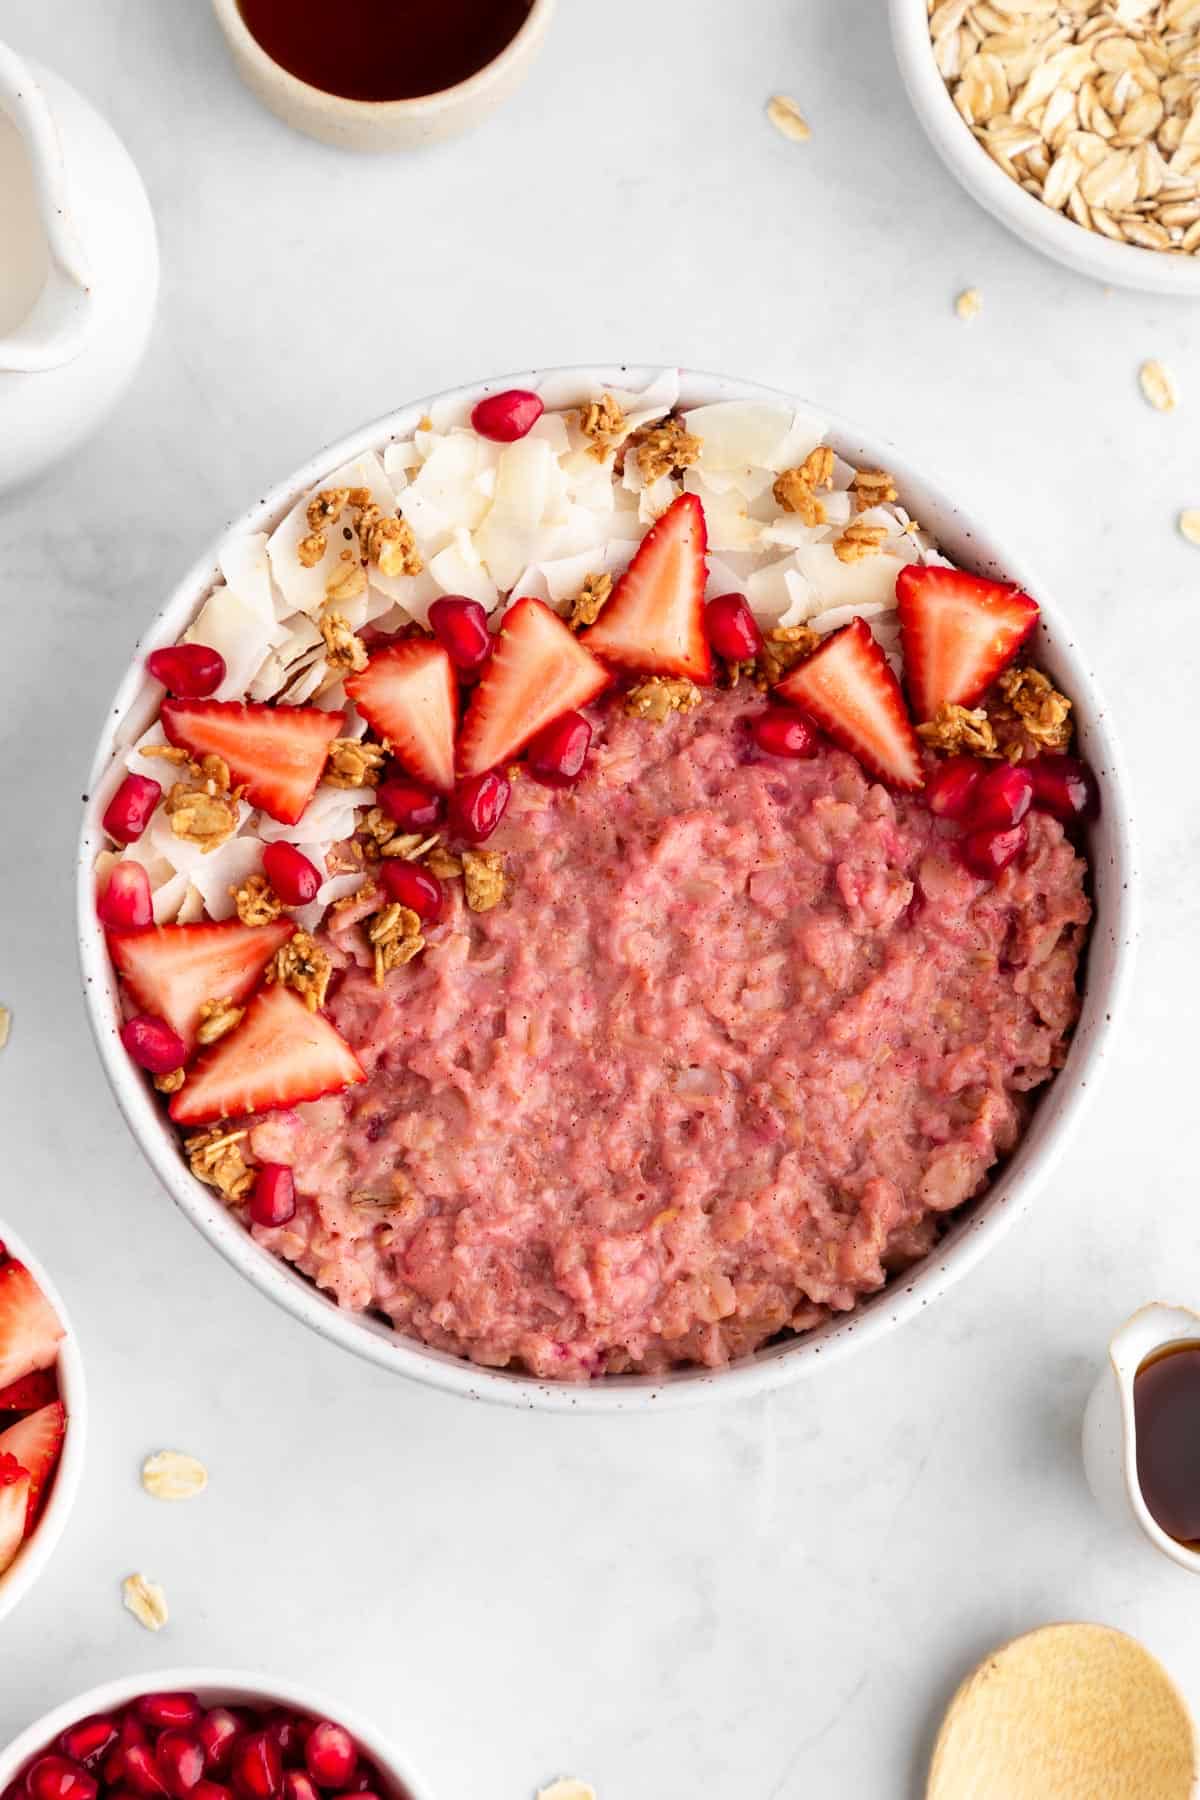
[0,1222,83,1619]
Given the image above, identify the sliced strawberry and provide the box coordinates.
[111,917,296,1055]
[775,616,923,791]
[0,1455,30,1575]
[581,493,712,682]
[0,1401,65,1529]
[170,983,365,1128]
[344,641,457,791]
[0,1262,64,1393]
[160,699,345,826]
[895,564,1039,722]
[456,598,611,779]
[0,1368,57,1413]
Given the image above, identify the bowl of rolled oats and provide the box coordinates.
[893,0,1200,293]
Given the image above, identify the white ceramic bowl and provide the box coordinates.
[77,365,1137,1413]
[0,1218,86,1624]
[889,0,1200,297]
[0,1670,435,1800]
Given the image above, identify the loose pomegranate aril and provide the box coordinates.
[749,707,819,759]
[250,1164,296,1229]
[145,644,226,698]
[960,820,1028,880]
[25,1759,97,1800]
[705,592,763,662]
[197,1714,242,1777]
[155,1736,205,1800]
[231,1736,281,1800]
[59,1721,119,1769]
[120,1747,168,1800]
[282,1777,319,1800]
[192,1785,234,1800]
[470,388,544,443]
[526,710,592,788]
[925,756,985,821]
[102,774,162,846]
[377,780,443,831]
[98,859,153,930]
[303,1726,356,1793]
[121,1014,188,1076]
[264,1719,308,1770]
[965,762,1033,832]
[428,596,492,671]
[262,842,321,906]
[380,859,443,922]
[119,1721,149,1753]
[1029,754,1099,824]
[450,770,510,843]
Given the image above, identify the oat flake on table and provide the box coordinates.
[0,1006,9,1050]
[536,1783,596,1800]
[141,1449,208,1501]
[955,286,983,319]
[1179,507,1200,541]
[122,1572,168,1631]
[1140,357,1178,409]
[766,93,811,141]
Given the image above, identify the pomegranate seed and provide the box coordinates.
[193,1786,234,1800]
[98,859,153,930]
[250,1164,296,1228]
[262,842,321,906]
[120,1721,149,1752]
[59,1721,118,1768]
[380,859,443,922]
[102,774,162,845]
[925,756,985,821]
[749,708,819,759]
[197,1714,242,1777]
[470,388,544,443]
[264,1719,308,1770]
[232,1736,282,1800]
[283,1778,319,1800]
[960,821,1028,880]
[121,1014,188,1076]
[526,710,592,787]
[145,644,226,698]
[25,1760,96,1800]
[966,762,1033,831]
[428,597,492,671]
[156,1737,205,1800]
[1029,754,1099,824]
[705,593,763,662]
[120,1747,169,1800]
[377,780,443,831]
[303,1726,356,1793]
[450,770,510,843]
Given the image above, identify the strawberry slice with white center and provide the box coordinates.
[456,597,611,779]
[111,917,297,1055]
[775,615,924,791]
[170,982,365,1127]
[160,698,346,826]
[0,1261,64,1392]
[895,564,1040,722]
[0,1401,65,1530]
[345,641,457,792]
[581,492,712,682]
[0,1455,30,1575]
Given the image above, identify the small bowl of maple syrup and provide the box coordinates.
[210,0,557,151]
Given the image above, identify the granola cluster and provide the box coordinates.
[159,752,243,852]
[230,873,284,926]
[628,416,702,483]
[325,738,388,789]
[568,572,613,631]
[773,446,835,528]
[625,676,703,722]
[299,486,425,595]
[185,1126,255,1200]
[917,667,1074,762]
[266,930,332,1012]
[578,393,626,459]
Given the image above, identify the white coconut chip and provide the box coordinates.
[256,786,373,845]
[293,870,366,935]
[184,586,284,703]
[793,540,912,612]
[190,836,265,921]
[429,530,499,610]
[684,400,827,474]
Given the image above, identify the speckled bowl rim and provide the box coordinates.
[76,365,1138,1413]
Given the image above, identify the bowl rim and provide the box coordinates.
[76,362,1139,1414]
[0,1216,86,1624]
[887,0,1200,296]
[0,1668,436,1800]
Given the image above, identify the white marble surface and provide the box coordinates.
[0,0,1195,1794]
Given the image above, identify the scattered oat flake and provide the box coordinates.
[142,1450,208,1502]
[955,288,983,321]
[536,1784,596,1800]
[1140,360,1178,411]
[0,1006,9,1049]
[766,94,811,142]
[122,1573,168,1631]
[1179,509,1200,544]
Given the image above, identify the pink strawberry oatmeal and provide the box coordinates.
[245,685,1090,1379]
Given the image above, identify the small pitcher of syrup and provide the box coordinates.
[1083,1303,1200,1573]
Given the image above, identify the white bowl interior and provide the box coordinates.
[77,365,1137,1413]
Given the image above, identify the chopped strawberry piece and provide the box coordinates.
[775,616,923,790]
[170,984,365,1127]
[582,493,712,682]
[160,699,345,826]
[0,1401,65,1529]
[0,1367,57,1412]
[111,918,296,1055]
[0,1261,64,1392]
[896,564,1040,721]
[457,597,610,778]
[0,1454,30,1575]
[344,641,457,792]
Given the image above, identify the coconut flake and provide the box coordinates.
[685,401,827,474]
[256,786,373,844]
[793,541,910,611]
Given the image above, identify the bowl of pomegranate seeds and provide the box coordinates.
[0,1220,84,1621]
[77,367,1135,1410]
[0,1676,433,1800]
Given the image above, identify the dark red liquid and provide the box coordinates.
[237,0,535,102]
[1134,1339,1200,1546]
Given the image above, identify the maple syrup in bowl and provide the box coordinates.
[1135,1340,1200,1549]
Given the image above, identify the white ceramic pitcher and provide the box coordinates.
[1082,1303,1200,1575]
[0,41,158,493]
